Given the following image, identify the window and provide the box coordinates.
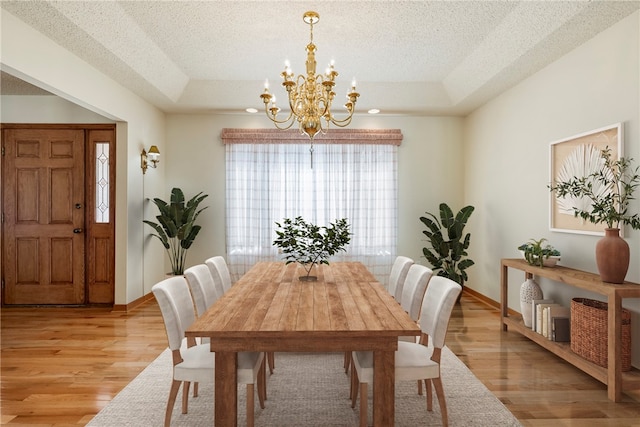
[95,142,110,223]
[223,129,401,283]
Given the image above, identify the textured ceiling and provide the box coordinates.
[0,71,53,96]
[2,1,639,116]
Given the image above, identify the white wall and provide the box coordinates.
[1,96,112,123]
[164,114,464,271]
[1,10,167,304]
[464,11,640,367]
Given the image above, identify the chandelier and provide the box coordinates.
[260,11,360,141]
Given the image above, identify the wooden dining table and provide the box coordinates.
[185,261,420,426]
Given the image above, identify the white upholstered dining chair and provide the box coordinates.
[398,264,433,395]
[184,263,222,317]
[389,255,414,301]
[400,264,433,325]
[350,276,462,427]
[343,258,424,374]
[184,263,221,397]
[344,257,412,366]
[152,275,266,427]
[205,255,233,294]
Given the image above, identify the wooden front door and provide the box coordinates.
[2,127,90,305]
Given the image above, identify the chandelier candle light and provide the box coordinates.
[260,11,360,161]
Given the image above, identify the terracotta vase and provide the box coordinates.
[595,228,629,284]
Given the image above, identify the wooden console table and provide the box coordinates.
[500,258,640,402]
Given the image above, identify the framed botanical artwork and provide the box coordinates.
[549,123,623,235]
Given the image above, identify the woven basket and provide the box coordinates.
[570,298,631,371]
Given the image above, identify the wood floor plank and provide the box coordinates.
[1,292,639,426]
[446,295,640,427]
[1,304,167,426]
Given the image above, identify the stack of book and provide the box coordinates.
[531,299,570,342]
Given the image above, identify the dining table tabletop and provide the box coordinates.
[185,261,420,426]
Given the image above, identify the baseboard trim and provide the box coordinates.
[112,292,155,312]
[463,286,519,316]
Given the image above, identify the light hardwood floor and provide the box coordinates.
[1,292,639,426]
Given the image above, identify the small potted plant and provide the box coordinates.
[518,238,561,267]
[549,147,640,282]
[273,216,351,281]
[143,187,208,276]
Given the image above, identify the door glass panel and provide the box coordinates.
[96,142,110,223]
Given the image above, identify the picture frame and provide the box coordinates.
[549,123,623,236]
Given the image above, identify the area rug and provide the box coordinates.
[87,347,521,426]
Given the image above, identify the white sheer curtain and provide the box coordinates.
[224,130,400,284]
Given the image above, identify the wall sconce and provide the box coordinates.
[141,145,160,174]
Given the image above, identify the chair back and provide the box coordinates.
[418,276,462,348]
[205,256,232,293]
[152,275,196,351]
[184,264,222,317]
[400,264,433,321]
[389,256,414,301]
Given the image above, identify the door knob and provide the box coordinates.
[73,228,83,234]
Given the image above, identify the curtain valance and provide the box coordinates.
[221,128,402,145]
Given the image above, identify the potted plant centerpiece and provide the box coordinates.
[143,187,209,276]
[420,203,475,298]
[549,147,640,283]
[273,216,351,281]
[518,238,561,267]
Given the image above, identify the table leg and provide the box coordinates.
[500,262,508,331]
[607,294,622,402]
[373,349,395,426]
[215,351,238,426]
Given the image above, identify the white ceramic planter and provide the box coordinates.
[519,251,561,267]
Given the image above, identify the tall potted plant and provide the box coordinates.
[273,216,351,281]
[549,147,640,283]
[143,187,209,275]
[420,203,475,296]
